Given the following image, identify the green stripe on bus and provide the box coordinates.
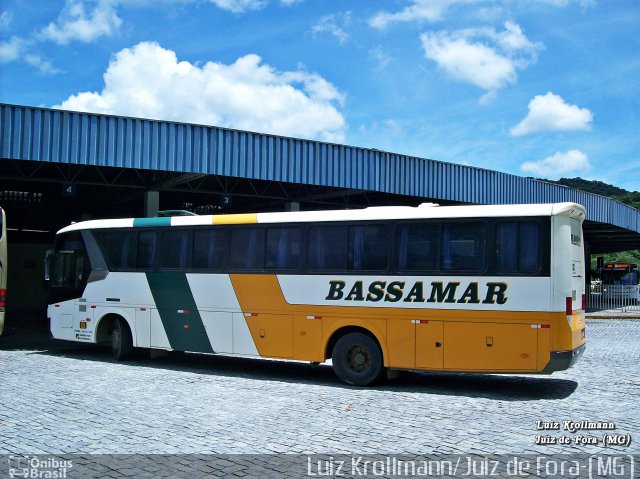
[133,217,172,228]
[146,272,214,354]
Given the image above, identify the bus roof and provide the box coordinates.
[57,202,586,234]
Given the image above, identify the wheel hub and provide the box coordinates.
[348,346,370,372]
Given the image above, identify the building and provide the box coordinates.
[1,103,639,319]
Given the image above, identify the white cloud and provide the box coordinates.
[0,35,60,74]
[1,1,119,72]
[369,45,391,69]
[420,22,541,100]
[384,119,404,137]
[312,12,351,44]
[0,10,12,29]
[40,0,122,45]
[492,21,540,57]
[529,0,571,5]
[510,92,593,136]
[0,36,25,63]
[521,149,591,177]
[209,0,266,13]
[526,0,596,7]
[422,31,516,91]
[369,0,480,29]
[25,54,61,74]
[53,42,346,142]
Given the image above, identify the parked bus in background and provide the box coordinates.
[601,263,640,304]
[46,202,586,386]
[0,207,6,335]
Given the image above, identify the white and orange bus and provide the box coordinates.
[0,206,6,335]
[47,202,586,385]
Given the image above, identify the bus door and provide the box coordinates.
[47,232,91,340]
[47,251,85,339]
[386,318,443,370]
[415,320,444,369]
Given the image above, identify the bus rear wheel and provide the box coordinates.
[111,318,133,360]
[331,332,383,386]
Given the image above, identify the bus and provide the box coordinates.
[0,207,6,335]
[601,263,639,303]
[46,202,587,386]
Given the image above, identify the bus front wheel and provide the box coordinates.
[331,332,383,386]
[111,318,133,361]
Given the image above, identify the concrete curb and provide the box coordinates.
[586,312,640,319]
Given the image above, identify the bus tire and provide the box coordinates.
[111,318,133,361]
[331,332,383,386]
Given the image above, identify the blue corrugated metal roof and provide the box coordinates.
[1,102,638,234]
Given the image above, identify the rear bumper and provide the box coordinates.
[543,343,586,373]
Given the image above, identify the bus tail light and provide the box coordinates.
[565,296,573,315]
[0,288,5,311]
[581,293,586,310]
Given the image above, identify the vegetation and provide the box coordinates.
[591,250,640,272]
[612,192,640,211]
[542,177,630,197]
[542,177,639,210]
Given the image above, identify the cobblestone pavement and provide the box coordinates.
[0,319,638,467]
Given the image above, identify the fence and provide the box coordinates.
[588,281,640,313]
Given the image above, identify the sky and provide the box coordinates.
[0,0,638,191]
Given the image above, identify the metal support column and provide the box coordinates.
[144,191,159,217]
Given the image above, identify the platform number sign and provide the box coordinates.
[220,195,232,208]
[62,184,76,197]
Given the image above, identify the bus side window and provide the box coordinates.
[496,222,540,274]
[192,229,225,271]
[159,229,192,269]
[307,225,347,271]
[442,222,486,271]
[397,223,439,272]
[137,231,157,269]
[348,224,389,271]
[96,230,137,270]
[229,228,265,271]
[265,227,301,271]
[496,222,518,273]
[518,222,540,273]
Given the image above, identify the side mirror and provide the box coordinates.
[75,256,84,286]
[44,249,53,282]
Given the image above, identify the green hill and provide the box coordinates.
[544,177,631,197]
[542,177,639,210]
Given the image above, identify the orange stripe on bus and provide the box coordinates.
[212,213,258,225]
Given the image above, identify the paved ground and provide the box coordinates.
[0,318,638,477]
